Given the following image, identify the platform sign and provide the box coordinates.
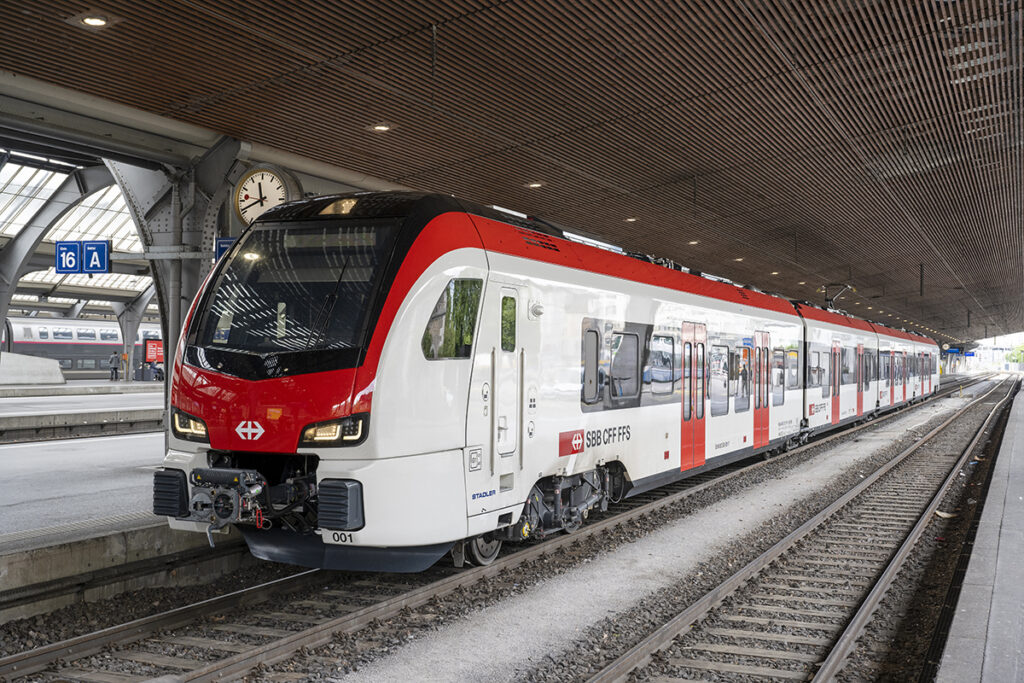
[55,241,81,274]
[215,238,235,260]
[82,240,111,273]
[145,339,164,363]
[947,347,962,354]
[965,352,975,357]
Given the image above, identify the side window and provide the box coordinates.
[710,344,729,417]
[785,350,799,389]
[609,332,640,399]
[583,329,600,404]
[22,326,33,339]
[53,328,73,340]
[77,328,97,341]
[772,349,785,406]
[420,279,483,359]
[100,329,120,342]
[841,347,855,385]
[683,342,692,421]
[38,326,48,340]
[735,346,750,413]
[823,348,832,398]
[78,358,97,369]
[647,334,675,395]
[809,351,820,387]
[696,343,705,419]
[500,296,516,352]
[58,359,72,369]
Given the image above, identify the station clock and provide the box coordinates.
[233,165,302,224]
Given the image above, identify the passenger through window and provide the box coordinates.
[735,346,751,412]
[609,332,640,399]
[710,344,729,417]
[772,349,785,406]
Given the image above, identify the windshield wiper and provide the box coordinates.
[304,256,349,350]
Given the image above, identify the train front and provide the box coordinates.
[153,192,479,572]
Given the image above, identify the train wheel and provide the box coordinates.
[466,534,502,566]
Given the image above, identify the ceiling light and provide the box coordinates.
[855,302,861,305]
[798,281,806,285]
[82,15,107,26]
[770,271,778,275]
[868,306,873,310]
[688,240,699,245]
[526,182,543,189]
[733,257,743,262]
[369,122,393,132]
[625,217,638,222]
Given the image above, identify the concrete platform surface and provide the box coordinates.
[0,379,163,398]
[0,392,164,417]
[938,390,1024,683]
[0,432,163,541]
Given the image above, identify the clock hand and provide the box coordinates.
[242,198,265,210]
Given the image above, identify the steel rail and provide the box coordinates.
[585,377,1011,683]
[0,374,990,680]
[813,379,1019,681]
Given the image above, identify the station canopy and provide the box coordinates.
[0,149,153,315]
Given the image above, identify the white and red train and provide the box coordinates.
[154,192,939,571]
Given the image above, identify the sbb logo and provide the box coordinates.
[558,429,585,457]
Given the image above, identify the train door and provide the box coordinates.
[680,323,707,470]
[889,351,895,406]
[754,331,770,448]
[924,353,932,393]
[831,342,841,425]
[902,351,908,402]
[856,344,864,416]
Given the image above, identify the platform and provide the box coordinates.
[0,379,163,398]
[937,390,1024,682]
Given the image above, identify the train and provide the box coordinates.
[154,192,939,572]
[3,316,162,380]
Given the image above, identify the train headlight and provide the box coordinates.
[299,414,368,447]
[171,407,209,443]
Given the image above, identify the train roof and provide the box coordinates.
[793,303,875,333]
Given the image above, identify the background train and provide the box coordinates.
[154,192,939,572]
[3,316,162,380]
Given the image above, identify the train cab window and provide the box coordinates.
[101,330,119,342]
[785,350,799,389]
[77,328,96,341]
[647,334,675,396]
[609,332,640,399]
[735,346,751,413]
[421,279,483,360]
[710,345,730,417]
[583,329,600,404]
[695,343,705,419]
[53,328,73,340]
[38,327,48,340]
[500,296,516,352]
[772,349,785,406]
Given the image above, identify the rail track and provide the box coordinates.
[587,376,1017,683]
[0,375,993,682]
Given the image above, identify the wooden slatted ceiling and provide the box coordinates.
[0,0,1019,344]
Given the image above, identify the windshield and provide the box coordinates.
[193,219,398,356]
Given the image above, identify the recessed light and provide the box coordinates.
[855,302,861,305]
[368,122,393,132]
[798,281,806,285]
[526,182,543,189]
[770,271,779,275]
[868,306,873,310]
[66,10,121,31]
[688,240,699,245]
[625,217,638,222]
[82,15,107,26]
[734,257,743,262]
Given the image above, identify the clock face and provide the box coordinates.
[234,168,292,224]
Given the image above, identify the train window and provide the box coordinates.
[754,347,761,409]
[762,346,769,407]
[78,359,97,369]
[808,351,820,387]
[710,345,729,417]
[647,334,675,396]
[77,328,96,341]
[823,349,832,398]
[500,296,516,352]
[786,350,799,389]
[728,348,739,397]
[841,347,855,385]
[695,343,705,419]
[682,343,692,420]
[22,326,33,339]
[770,350,786,403]
[421,279,483,360]
[38,327,48,339]
[610,332,640,399]
[583,329,600,403]
[58,359,72,369]
[735,346,750,413]
[143,330,161,340]
[101,330,119,341]
[53,328,73,340]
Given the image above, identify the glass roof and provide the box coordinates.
[1,151,153,302]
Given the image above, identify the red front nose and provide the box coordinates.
[172,363,360,452]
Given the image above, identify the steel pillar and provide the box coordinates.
[112,284,156,383]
